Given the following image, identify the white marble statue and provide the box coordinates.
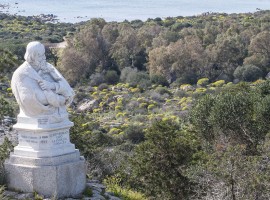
[11,41,74,127]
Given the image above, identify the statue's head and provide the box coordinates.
[24,41,46,68]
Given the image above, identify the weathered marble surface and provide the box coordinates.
[5,41,86,198]
[11,41,74,127]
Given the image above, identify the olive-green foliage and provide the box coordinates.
[83,187,93,197]
[191,83,270,154]
[150,74,169,87]
[187,145,270,200]
[104,176,148,200]
[125,71,151,89]
[0,185,8,200]
[105,70,120,85]
[90,73,106,86]
[0,137,14,185]
[98,83,109,91]
[155,86,171,96]
[123,125,145,144]
[128,120,199,199]
[0,48,19,76]
[34,192,44,200]
[70,114,114,157]
[197,78,209,87]
[0,97,14,120]
[234,64,262,82]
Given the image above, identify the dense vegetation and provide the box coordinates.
[58,10,270,87]
[1,10,270,199]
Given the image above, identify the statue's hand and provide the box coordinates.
[38,80,56,91]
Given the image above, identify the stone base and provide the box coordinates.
[5,151,86,198]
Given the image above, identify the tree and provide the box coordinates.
[205,34,246,80]
[244,31,270,73]
[59,18,110,85]
[233,64,262,82]
[110,23,142,70]
[129,120,199,199]
[191,83,270,154]
[0,49,18,77]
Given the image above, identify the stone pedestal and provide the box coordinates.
[4,118,86,198]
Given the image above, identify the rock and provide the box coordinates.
[109,196,122,200]
[15,192,34,199]
[2,116,16,126]
[0,127,4,133]
[91,187,103,193]
[104,192,122,200]
[91,193,106,200]
[78,99,99,111]
[3,190,18,197]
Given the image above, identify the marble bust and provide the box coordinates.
[11,41,74,129]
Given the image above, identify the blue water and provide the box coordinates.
[1,0,270,23]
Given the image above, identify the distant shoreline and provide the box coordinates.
[1,1,270,23]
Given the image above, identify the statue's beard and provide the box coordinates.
[38,59,47,71]
[31,59,47,71]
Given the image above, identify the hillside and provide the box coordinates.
[0,10,270,199]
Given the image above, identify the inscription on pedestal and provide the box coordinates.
[38,118,49,125]
[18,129,70,149]
[51,131,68,145]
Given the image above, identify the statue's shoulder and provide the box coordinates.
[12,62,28,79]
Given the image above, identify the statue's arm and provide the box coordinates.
[15,81,55,116]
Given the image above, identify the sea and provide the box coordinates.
[1,0,270,23]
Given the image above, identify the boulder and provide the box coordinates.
[78,99,99,112]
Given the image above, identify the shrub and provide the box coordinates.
[124,125,145,144]
[175,72,198,85]
[0,137,14,185]
[127,71,151,89]
[121,68,151,89]
[120,67,137,83]
[211,80,225,87]
[98,83,109,91]
[128,120,199,199]
[234,64,262,82]
[155,86,172,95]
[90,73,106,86]
[0,97,14,120]
[104,176,148,200]
[147,104,155,110]
[150,74,169,87]
[197,78,209,87]
[105,70,120,85]
[180,84,194,91]
[47,34,63,43]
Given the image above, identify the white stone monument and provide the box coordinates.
[5,41,86,198]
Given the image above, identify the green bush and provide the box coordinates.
[197,78,209,87]
[126,71,151,89]
[104,176,148,200]
[150,74,169,87]
[155,86,172,95]
[234,64,262,82]
[123,125,145,144]
[128,120,199,199]
[0,97,14,120]
[47,34,63,43]
[98,83,109,91]
[211,80,225,87]
[90,73,106,86]
[105,70,120,85]
[0,137,14,185]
